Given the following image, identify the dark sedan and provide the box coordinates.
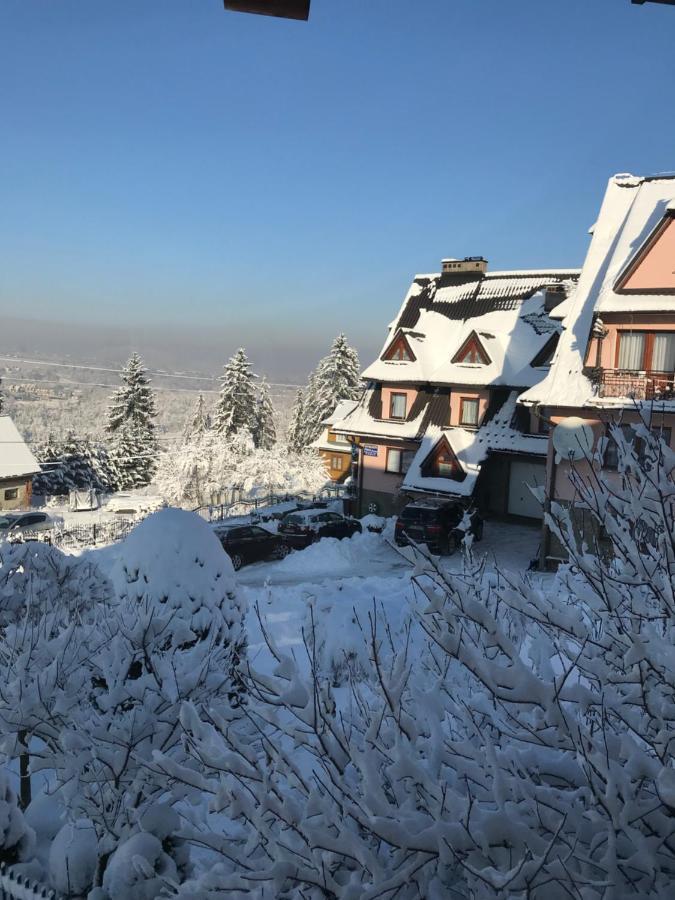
[214,524,289,571]
[278,508,362,549]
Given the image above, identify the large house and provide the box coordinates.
[0,415,41,512]
[333,257,580,517]
[311,399,358,483]
[520,172,675,563]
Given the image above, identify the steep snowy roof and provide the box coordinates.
[362,268,578,387]
[0,416,41,480]
[332,386,431,441]
[521,173,675,409]
[402,392,548,498]
[321,399,359,426]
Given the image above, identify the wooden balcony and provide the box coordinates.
[597,369,675,401]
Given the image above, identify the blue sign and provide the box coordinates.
[363,446,379,457]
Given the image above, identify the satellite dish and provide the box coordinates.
[552,417,595,461]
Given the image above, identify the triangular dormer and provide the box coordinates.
[530,333,559,368]
[382,330,416,362]
[616,212,675,294]
[420,435,466,482]
[451,331,491,365]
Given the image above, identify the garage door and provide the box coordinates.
[507,460,546,520]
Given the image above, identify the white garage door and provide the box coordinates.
[507,460,546,520]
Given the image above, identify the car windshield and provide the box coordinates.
[0,517,15,529]
[284,514,306,525]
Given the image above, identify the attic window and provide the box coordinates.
[421,436,466,481]
[452,332,491,365]
[383,333,415,362]
[616,213,675,294]
[530,334,560,368]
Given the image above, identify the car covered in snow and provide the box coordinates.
[394,499,483,555]
[278,508,362,549]
[0,511,59,541]
[214,523,289,571]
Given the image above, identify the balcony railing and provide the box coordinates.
[597,369,675,401]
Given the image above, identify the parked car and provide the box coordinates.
[394,499,483,555]
[278,508,362,549]
[214,523,289,571]
[0,511,58,541]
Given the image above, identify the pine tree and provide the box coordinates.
[252,378,276,450]
[106,353,158,488]
[213,348,257,439]
[182,393,211,444]
[286,388,305,453]
[296,334,361,448]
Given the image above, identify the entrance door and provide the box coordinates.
[507,460,546,520]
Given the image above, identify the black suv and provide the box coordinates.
[214,524,289,571]
[394,500,483,555]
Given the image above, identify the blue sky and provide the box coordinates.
[1,0,674,372]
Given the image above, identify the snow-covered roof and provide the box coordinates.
[521,173,675,410]
[402,392,548,498]
[321,399,359,426]
[362,268,578,387]
[0,416,41,480]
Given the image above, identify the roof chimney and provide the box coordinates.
[442,256,488,275]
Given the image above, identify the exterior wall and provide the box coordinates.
[318,448,351,483]
[357,438,419,515]
[449,388,490,427]
[586,313,675,370]
[380,385,418,420]
[0,478,31,511]
[621,217,675,292]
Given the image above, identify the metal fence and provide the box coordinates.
[0,865,59,900]
[194,485,352,523]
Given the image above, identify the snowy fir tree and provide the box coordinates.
[294,334,361,448]
[252,377,276,450]
[286,387,305,453]
[213,348,257,439]
[182,392,211,444]
[106,353,158,488]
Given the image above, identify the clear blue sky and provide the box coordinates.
[1,0,674,368]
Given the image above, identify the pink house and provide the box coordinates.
[520,173,675,564]
[333,257,580,517]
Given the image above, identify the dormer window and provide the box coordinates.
[382,332,415,362]
[389,392,407,419]
[452,331,490,365]
[459,398,480,427]
[421,436,466,481]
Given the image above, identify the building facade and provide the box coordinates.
[333,257,580,517]
[0,415,41,512]
[520,173,675,564]
[310,399,358,483]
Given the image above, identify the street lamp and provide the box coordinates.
[223,1,310,19]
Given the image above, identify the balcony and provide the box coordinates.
[597,369,675,401]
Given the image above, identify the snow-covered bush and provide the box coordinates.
[165,428,675,897]
[0,771,34,867]
[49,819,98,897]
[54,510,246,886]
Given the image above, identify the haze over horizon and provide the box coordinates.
[2,0,675,376]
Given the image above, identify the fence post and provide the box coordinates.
[92,522,98,545]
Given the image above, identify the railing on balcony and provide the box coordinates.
[598,369,675,400]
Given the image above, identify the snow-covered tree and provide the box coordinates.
[107,353,158,488]
[252,377,276,450]
[182,392,211,444]
[167,425,675,897]
[53,510,246,888]
[293,334,361,449]
[286,387,305,453]
[213,348,257,439]
[0,771,33,867]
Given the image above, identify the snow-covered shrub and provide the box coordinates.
[166,429,675,897]
[0,771,34,867]
[55,509,246,886]
[48,819,98,897]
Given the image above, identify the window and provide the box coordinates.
[331,455,344,470]
[401,450,415,474]
[386,448,402,473]
[452,332,490,365]
[604,424,672,470]
[459,398,479,427]
[389,393,407,419]
[420,437,466,482]
[383,333,415,362]
[616,331,675,372]
[3,488,18,501]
